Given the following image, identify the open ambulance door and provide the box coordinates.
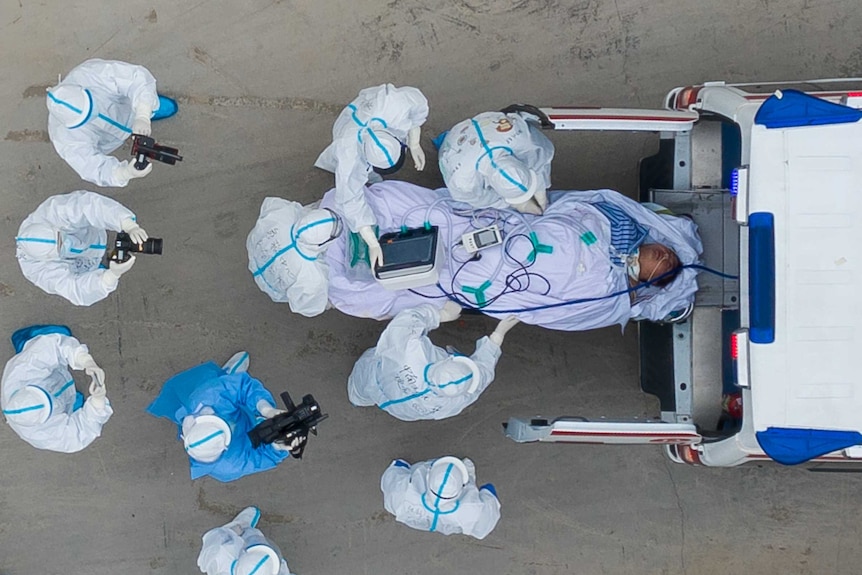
[501,104,698,133]
[504,417,701,445]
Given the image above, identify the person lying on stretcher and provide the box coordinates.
[246,181,701,331]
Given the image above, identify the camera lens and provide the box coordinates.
[141,238,163,255]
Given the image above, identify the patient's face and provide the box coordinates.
[638,243,680,283]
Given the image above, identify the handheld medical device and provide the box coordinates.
[461,225,503,254]
[374,226,441,290]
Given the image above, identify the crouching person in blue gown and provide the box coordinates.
[146,351,292,482]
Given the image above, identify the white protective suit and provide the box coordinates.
[314,84,429,232]
[197,507,293,575]
[320,181,703,330]
[47,59,160,187]
[381,457,501,539]
[439,111,554,209]
[247,198,342,317]
[1,334,112,453]
[348,304,501,421]
[16,190,137,306]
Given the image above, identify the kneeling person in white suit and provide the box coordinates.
[46,58,179,187]
[16,190,149,306]
[1,326,112,453]
[381,456,501,539]
[347,302,519,421]
[247,198,344,317]
[197,506,294,575]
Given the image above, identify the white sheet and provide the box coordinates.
[322,181,702,331]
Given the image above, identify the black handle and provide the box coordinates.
[499,103,555,129]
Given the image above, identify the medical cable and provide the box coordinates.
[444,210,582,307]
[681,263,738,280]
[414,232,551,308]
[410,263,738,314]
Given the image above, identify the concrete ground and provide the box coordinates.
[2,1,862,574]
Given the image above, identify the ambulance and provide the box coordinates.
[504,81,862,467]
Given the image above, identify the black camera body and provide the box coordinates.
[247,391,328,459]
[131,134,183,170]
[110,232,163,263]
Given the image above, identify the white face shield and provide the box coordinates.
[425,456,469,510]
[16,222,61,260]
[233,545,280,575]
[3,386,53,426]
[362,128,406,172]
[294,208,343,256]
[46,85,94,129]
[426,356,481,396]
[484,156,539,205]
[182,414,232,463]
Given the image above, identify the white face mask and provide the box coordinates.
[626,249,640,282]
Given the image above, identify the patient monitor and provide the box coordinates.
[374,226,441,291]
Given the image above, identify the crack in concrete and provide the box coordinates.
[196,486,298,524]
[5,129,49,142]
[22,85,342,116]
[175,95,343,115]
[663,459,688,575]
[22,84,51,97]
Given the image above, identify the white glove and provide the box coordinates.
[256,400,286,419]
[534,187,549,211]
[512,198,543,215]
[114,160,153,183]
[463,457,477,481]
[71,350,95,370]
[132,103,153,136]
[101,255,136,287]
[88,377,107,410]
[359,225,383,269]
[272,435,304,453]
[74,352,106,389]
[407,126,425,171]
[489,315,520,346]
[439,301,462,323]
[121,218,149,245]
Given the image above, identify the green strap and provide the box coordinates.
[462,280,492,306]
[527,231,553,263]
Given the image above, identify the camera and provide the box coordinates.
[110,232,163,263]
[247,391,328,459]
[131,135,183,170]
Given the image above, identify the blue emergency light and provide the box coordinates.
[730,168,740,196]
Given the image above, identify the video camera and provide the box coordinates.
[110,232,163,263]
[247,390,328,459]
[131,134,183,170]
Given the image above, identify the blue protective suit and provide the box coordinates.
[146,362,288,482]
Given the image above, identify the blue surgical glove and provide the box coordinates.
[393,459,411,469]
[479,483,497,498]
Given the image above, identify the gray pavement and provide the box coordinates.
[2,1,862,574]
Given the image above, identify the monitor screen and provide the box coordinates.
[475,229,498,247]
[380,234,435,266]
